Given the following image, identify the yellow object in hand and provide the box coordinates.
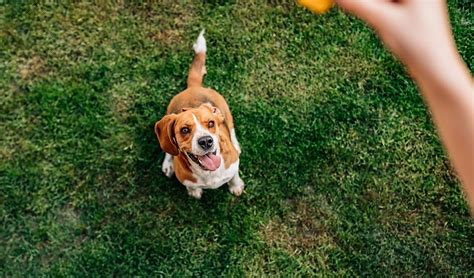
[297,0,333,14]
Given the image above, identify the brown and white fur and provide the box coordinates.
[154,31,244,199]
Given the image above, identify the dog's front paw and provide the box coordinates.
[162,154,174,178]
[229,176,244,196]
[187,188,203,199]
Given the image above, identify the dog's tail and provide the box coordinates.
[187,30,207,88]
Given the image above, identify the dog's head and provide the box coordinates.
[155,103,225,171]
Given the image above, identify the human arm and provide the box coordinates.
[336,0,474,214]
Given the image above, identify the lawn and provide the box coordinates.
[1,1,473,276]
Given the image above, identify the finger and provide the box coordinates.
[335,0,399,28]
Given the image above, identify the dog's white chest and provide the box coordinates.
[183,159,239,189]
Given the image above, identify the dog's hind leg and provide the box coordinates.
[230,128,241,155]
[229,172,245,196]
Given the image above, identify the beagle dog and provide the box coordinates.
[154,31,244,199]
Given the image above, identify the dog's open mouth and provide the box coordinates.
[188,151,221,171]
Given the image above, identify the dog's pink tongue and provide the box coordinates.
[199,153,221,171]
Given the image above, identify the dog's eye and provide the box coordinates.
[181,127,190,134]
[208,121,215,128]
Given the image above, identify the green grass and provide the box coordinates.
[1,1,473,276]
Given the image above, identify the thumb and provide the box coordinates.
[335,0,398,29]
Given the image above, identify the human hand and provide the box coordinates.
[335,0,460,79]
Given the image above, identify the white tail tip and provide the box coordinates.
[193,29,206,54]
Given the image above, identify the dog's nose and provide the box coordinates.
[198,136,213,150]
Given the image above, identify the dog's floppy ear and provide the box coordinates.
[201,103,224,123]
[154,114,179,155]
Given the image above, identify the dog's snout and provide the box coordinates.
[198,136,213,150]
